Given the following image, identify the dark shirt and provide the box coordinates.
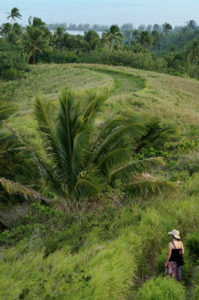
[169,248,184,266]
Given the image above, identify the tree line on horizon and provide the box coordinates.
[0,8,199,80]
[47,20,198,34]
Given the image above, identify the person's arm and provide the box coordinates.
[165,243,172,267]
[181,242,185,254]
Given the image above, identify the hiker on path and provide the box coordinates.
[165,229,184,281]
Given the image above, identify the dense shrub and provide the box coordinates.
[135,209,164,278]
[77,49,168,72]
[192,286,199,300]
[190,266,199,300]
[176,152,199,175]
[186,233,199,259]
[183,173,199,196]
[37,49,168,73]
[38,49,78,63]
[155,248,168,274]
[187,62,199,80]
[136,277,186,300]
[0,47,28,80]
[1,68,19,80]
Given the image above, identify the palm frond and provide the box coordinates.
[3,124,62,191]
[34,96,63,171]
[0,134,17,144]
[72,130,89,173]
[0,103,16,125]
[93,115,130,142]
[109,157,163,183]
[81,93,107,125]
[73,178,100,200]
[56,90,78,181]
[91,117,145,164]
[135,118,176,153]
[125,174,176,198]
[0,177,52,205]
[0,134,22,155]
[94,114,145,146]
[97,147,131,176]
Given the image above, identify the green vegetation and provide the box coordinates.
[1,8,199,299]
[1,9,199,80]
[136,277,186,300]
[0,63,199,299]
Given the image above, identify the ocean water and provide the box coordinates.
[67,30,103,36]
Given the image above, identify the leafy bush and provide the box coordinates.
[176,152,199,175]
[186,233,199,259]
[188,63,199,80]
[155,248,168,274]
[77,49,167,72]
[190,265,199,300]
[0,47,28,80]
[37,48,168,73]
[134,118,176,157]
[1,68,19,80]
[38,49,78,63]
[135,209,164,278]
[183,173,199,196]
[136,276,186,300]
[192,285,199,300]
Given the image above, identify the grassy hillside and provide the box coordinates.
[2,63,199,132]
[1,64,199,299]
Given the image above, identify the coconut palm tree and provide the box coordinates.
[187,40,199,63]
[163,23,172,35]
[24,27,51,64]
[163,23,172,49]
[139,31,153,49]
[33,89,173,207]
[84,30,101,51]
[187,20,197,31]
[28,16,46,29]
[102,25,124,51]
[7,8,22,25]
[0,23,12,37]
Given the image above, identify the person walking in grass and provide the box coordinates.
[165,229,184,281]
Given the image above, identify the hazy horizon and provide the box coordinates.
[1,0,199,27]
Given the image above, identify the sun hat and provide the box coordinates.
[168,229,180,239]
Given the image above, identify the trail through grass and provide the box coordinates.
[73,64,199,131]
[1,63,199,299]
[83,66,145,96]
[2,63,199,133]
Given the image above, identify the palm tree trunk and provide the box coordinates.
[110,41,113,52]
[33,49,36,64]
[11,18,13,32]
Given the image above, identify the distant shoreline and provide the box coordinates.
[50,29,103,36]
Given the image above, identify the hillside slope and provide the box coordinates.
[1,64,199,300]
[1,63,199,132]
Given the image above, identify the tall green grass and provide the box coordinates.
[0,230,137,300]
[136,277,186,300]
[1,190,199,299]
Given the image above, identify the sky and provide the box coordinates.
[0,0,199,27]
